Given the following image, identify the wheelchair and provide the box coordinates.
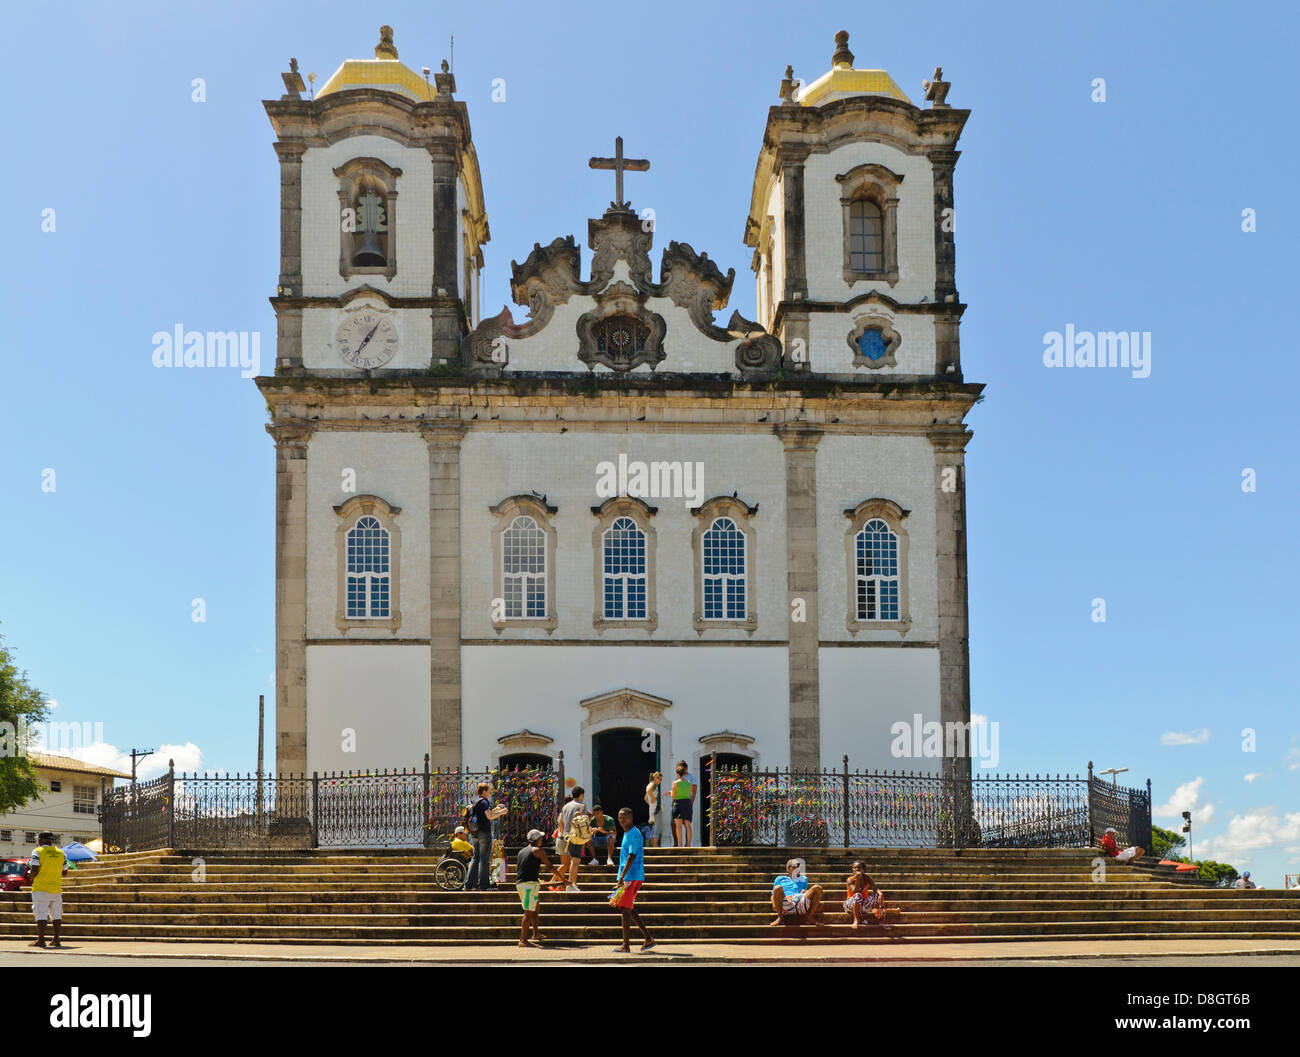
[433,848,470,891]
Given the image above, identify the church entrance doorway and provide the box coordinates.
[591,728,658,832]
[700,753,752,846]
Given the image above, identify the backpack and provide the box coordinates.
[568,811,592,845]
[463,800,480,834]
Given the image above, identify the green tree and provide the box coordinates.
[0,628,52,813]
[1194,860,1240,887]
[1151,825,1185,859]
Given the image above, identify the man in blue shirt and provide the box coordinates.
[771,857,823,925]
[612,807,656,952]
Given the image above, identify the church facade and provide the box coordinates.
[258,27,980,827]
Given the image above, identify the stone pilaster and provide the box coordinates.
[274,142,306,295]
[929,148,960,303]
[931,429,972,779]
[430,152,464,365]
[777,424,823,767]
[779,155,808,301]
[422,421,468,768]
[269,421,313,775]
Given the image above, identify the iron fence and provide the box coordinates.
[710,757,1141,850]
[1087,761,1153,853]
[102,751,1149,855]
[102,755,563,852]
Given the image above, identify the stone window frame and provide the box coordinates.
[490,494,559,633]
[690,495,759,635]
[334,157,402,282]
[837,163,903,287]
[843,498,912,637]
[846,313,901,370]
[591,496,659,635]
[333,494,403,635]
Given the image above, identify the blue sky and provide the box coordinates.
[2,0,1296,883]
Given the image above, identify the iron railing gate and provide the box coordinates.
[102,755,563,852]
[709,757,1142,850]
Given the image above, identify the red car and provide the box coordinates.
[0,859,30,891]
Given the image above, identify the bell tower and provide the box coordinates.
[745,31,967,380]
[264,26,489,376]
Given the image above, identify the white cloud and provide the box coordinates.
[1284,744,1300,772]
[1196,808,1300,867]
[1244,773,1261,784]
[1153,776,1215,825]
[1160,728,1210,746]
[63,741,204,780]
[45,699,59,711]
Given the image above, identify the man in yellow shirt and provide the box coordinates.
[24,832,68,949]
[449,826,474,859]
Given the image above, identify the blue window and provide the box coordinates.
[603,517,647,620]
[703,517,746,620]
[345,516,390,618]
[855,518,899,621]
[503,515,547,618]
[858,327,888,362]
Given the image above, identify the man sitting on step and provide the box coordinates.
[1099,827,1145,864]
[770,858,824,926]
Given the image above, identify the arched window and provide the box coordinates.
[843,498,910,634]
[503,515,547,619]
[333,495,402,633]
[602,516,647,620]
[334,157,401,280]
[848,198,884,273]
[490,495,557,631]
[855,518,899,621]
[702,517,746,621]
[836,163,903,285]
[345,515,391,619]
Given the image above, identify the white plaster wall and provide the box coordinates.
[818,646,941,772]
[815,434,938,642]
[306,431,430,640]
[460,431,788,641]
[802,141,936,304]
[306,645,431,773]
[807,310,935,375]
[302,297,432,371]
[461,642,790,789]
[300,134,435,299]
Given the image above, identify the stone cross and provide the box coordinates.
[588,136,649,211]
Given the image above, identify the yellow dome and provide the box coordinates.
[797,30,910,106]
[316,25,433,101]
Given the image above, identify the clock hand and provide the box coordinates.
[354,323,380,354]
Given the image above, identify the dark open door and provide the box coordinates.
[592,728,659,835]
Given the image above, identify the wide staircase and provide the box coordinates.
[3,846,1298,945]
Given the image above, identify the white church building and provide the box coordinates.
[258,27,980,830]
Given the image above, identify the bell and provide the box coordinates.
[352,231,386,267]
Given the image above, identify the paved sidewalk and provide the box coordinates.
[3,937,1299,965]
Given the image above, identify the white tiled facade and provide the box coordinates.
[260,32,978,811]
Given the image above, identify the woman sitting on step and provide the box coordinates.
[843,861,889,929]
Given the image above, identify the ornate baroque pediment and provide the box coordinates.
[462,204,780,375]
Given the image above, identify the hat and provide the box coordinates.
[454,826,467,835]
[526,829,545,843]
[1243,871,1250,879]
[1104,827,1118,835]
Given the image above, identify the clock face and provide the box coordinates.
[336,311,398,369]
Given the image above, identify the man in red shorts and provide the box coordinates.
[611,807,656,953]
